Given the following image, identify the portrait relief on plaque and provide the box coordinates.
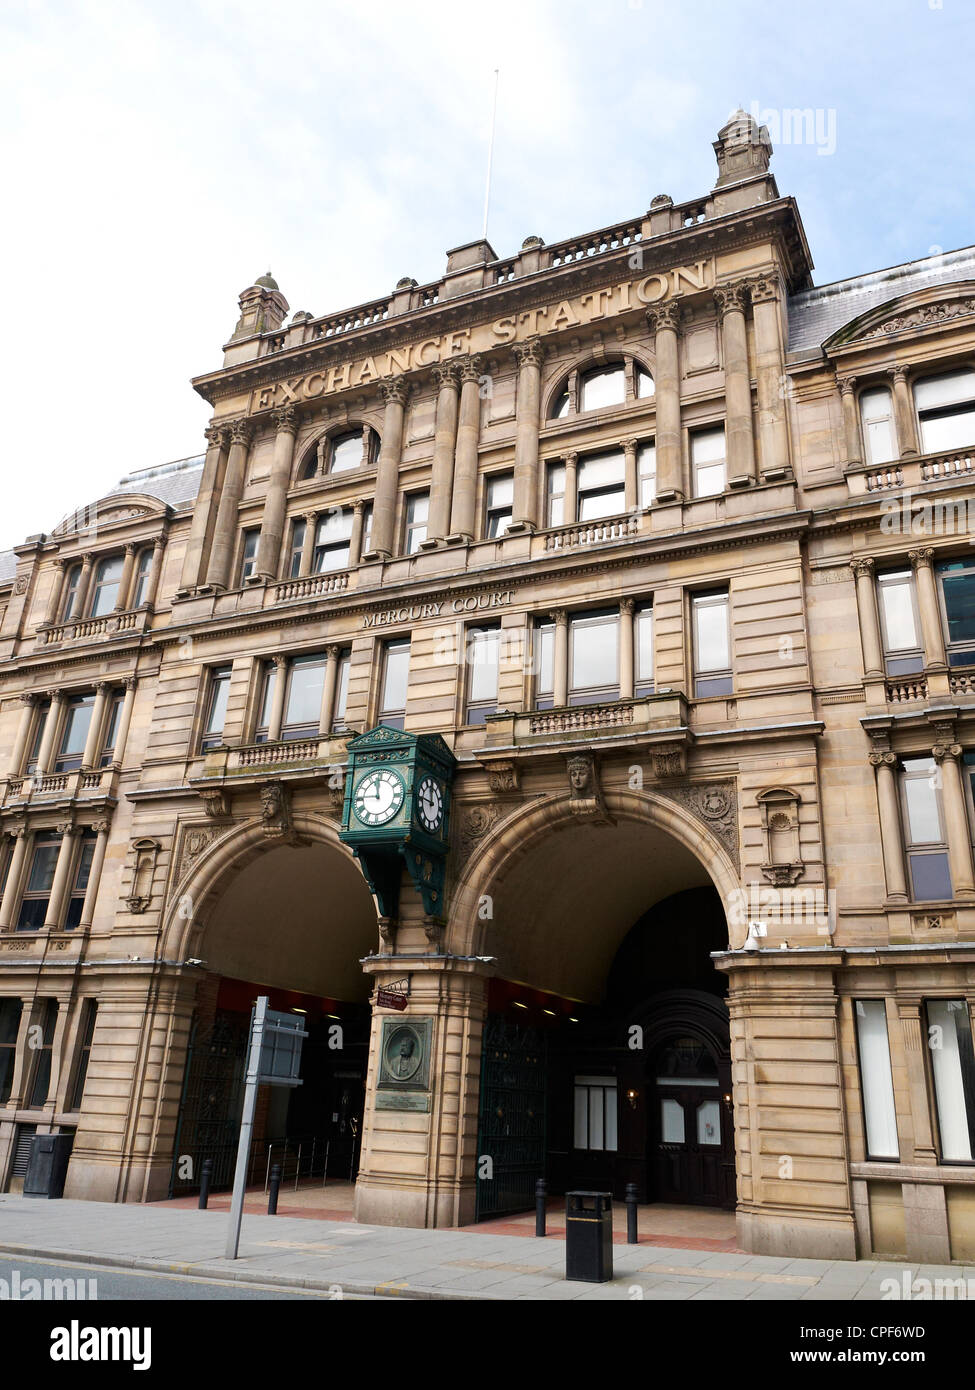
[378,1017,433,1091]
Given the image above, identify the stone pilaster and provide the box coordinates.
[750,274,792,480]
[426,361,461,545]
[889,366,920,458]
[367,379,409,558]
[448,358,482,542]
[837,376,863,469]
[508,340,544,532]
[714,281,757,487]
[255,405,299,579]
[205,419,254,590]
[647,303,683,501]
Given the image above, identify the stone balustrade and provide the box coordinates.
[481,692,689,750]
[0,766,116,807]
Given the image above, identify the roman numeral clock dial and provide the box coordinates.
[416,775,444,833]
[353,768,406,826]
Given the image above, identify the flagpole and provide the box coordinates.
[482,68,500,242]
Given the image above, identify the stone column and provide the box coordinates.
[647,304,683,501]
[143,536,167,609]
[869,747,908,902]
[43,560,67,626]
[81,683,111,770]
[43,825,82,929]
[890,367,920,458]
[72,553,96,623]
[622,439,638,513]
[715,281,757,488]
[298,512,318,577]
[114,544,138,612]
[255,405,299,579]
[112,678,137,767]
[205,419,254,589]
[896,1001,938,1164]
[850,558,884,679]
[267,656,289,742]
[750,274,792,480]
[348,500,367,568]
[34,690,65,777]
[368,379,409,558]
[10,695,39,775]
[619,597,635,699]
[0,828,29,929]
[318,646,342,736]
[838,376,863,469]
[448,358,484,542]
[552,609,569,707]
[179,426,229,592]
[509,340,544,531]
[909,548,947,671]
[78,820,111,930]
[426,362,460,544]
[931,723,975,898]
[563,452,579,526]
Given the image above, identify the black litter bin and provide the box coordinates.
[565,1190,614,1282]
[23,1132,74,1199]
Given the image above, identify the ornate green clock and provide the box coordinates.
[339,725,456,921]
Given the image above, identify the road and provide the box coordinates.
[0,1255,374,1300]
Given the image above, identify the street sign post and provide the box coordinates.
[225,997,307,1259]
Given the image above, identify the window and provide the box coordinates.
[25,700,50,774]
[692,590,732,697]
[200,666,232,752]
[574,1075,618,1152]
[27,999,57,1108]
[0,998,22,1104]
[55,694,95,772]
[379,639,410,729]
[282,653,326,739]
[580,365,626,412]
[253,662,277,743]
[332,651,351,732]
[636,366,655,399]
[327,429,368,474]
[914,370,975,454]
[546,462,566,528]
[17,834,61,930]
[635,604,654,696]
[404,493,429,555]
[860,387,897,467]
[64,831,97,929]
[877,569,924,675]
[691,427,727,497]
[926,999,975,1162]
[900,757,952,900]
[89,555,124,617]
[465,626,501,724]
[287,518,306,578]
[577,451,625,521]
[551,389,571,419]
[639,442,656,507]
[360,503,373,557]
[533,619,556,710]
[98,691,125,766]
[569,609,619,704]
[69,1000,97,1111]
[61,564,82,621]
[238,528,260,584]
[131,548,153,608]
[314,509,353,572]
[854,1000,899,1160]
[937,559,975,667]
[485,474,513,539]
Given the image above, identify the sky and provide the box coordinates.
[0,0,971,551]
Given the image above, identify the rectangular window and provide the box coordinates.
[534,619,555,709]
[282,653,326,739]
[404,493,429,555]
[332,651,351,732]
[569,609,619,704]
[27,999,58,1108]
[89,555,124,617]
[915,370,975,455]
[55,694,95,772]
[877,568,924,675]
[64,831,97,930]
[98,691,125,766]
[577,451,625,522]
[485,474,513,539]
[854,1000,899,1160]
[360,504,374,557]
[68,1000,97,1112]
[692,590,732,697]
[253,662,276,743]
[901,757,952,900]
[61,565,82,622]
[131,548,153,608]
[465,626,501,724]
[379,639,410,729]
[860,387,897,467]
[937,559,975,667]
[0,998,22,1105]
[25,701,50,774]
[639,442,656,507]
[546,462,566,528]
[17,834,61,930]
[238,528,260,584]
[691,427,727,498]
[314,509,354,572]
[200,666,232,752]
[573,1075,618,1152]
[926,999,975,1162]
[287,518,306,578]
[635,604,654,696]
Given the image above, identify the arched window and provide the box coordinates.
[580,365,626,411]
[548,358,653,419]
[636,366,655,399]
[300,426,377,480]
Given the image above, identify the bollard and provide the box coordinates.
[268,1162,282,1215]
[535,1178,547,1237]
[198,1158,212,1210]
[625,1182,639,1244]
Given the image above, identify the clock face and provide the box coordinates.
[416,775,444,833]
[353,768,406,826]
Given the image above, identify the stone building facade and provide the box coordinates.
[2,111,975,1261]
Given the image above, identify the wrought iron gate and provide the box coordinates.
[168,1012,249,1197]
[475,1017,547,1220]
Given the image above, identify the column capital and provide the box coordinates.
[836,374,857,397]
[908,547,934,570]
[90,819,111,835]
[352,498,366,515]
[272,654,289,671]
[51,556,67,572]
[460,353,483,384]
[619,436,639,458]
[549,608,568,627]
[123,542,138,557]
[620,596,635,615]
[56,821,81,838]
[713,281,750,317]
[204,425,229,450]
[562,450,579,466]
[80,552,95,568]
[380,376,410,407]
[48,688,66,705]
[152,534,166,552]
[850,556,875,579]
[646,301,681,334]
[868,750,897,767]
[326,644,342,659]
[432,360,461,390]
[122,676,138,692]
[932,740,962,763]
[94,680,112,694]
[229,419,255,447]
[271,404,299,436]
[18,692,39,707]
[888,365,910,386]
[513,338,545,370]
[748,273,780,305]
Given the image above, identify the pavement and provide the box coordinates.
[0,1195,971,1301]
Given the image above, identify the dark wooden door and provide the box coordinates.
[650,1034,734,1207]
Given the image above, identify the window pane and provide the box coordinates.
[536,624,554,697]
[588,1087,604,1150]
[920,408,975,454]
[571,614,618,692]
[603,1087,618,1152]
[695,462,726,498]
[468,628,500,703]
[487,475,513,508]
[928,1000,975,1161]
[860,387,892,423]
[581,366,625,411]
[692,428,726,464]
[940,569,975,649]
[636,607,653,684]
[205,671,231,734]
[284,656,326,727]
[578,453,625,491]
[574,1086,588,1148]
[381,642,410,713]
[638,444,656,506]
[879,575,919,651]
[132,550,153,607]
[694,594,730,673]
[914,370,975,412]
[59,699,94,759]
[257,665,276,732]
[317,509,354,544]
[330,432,362,472]
[333,653,351,727]
[855,1000,900,1159]
[90,556,123,616]
[72,839,96,898]
[697,1099,721,1146]
[26,843,59,894]
[661,1098,685,1144]
[909,851,952,900]
[903,763,941,842]
[636,367,655,399]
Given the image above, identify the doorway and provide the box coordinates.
[650,1030,735,1208]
